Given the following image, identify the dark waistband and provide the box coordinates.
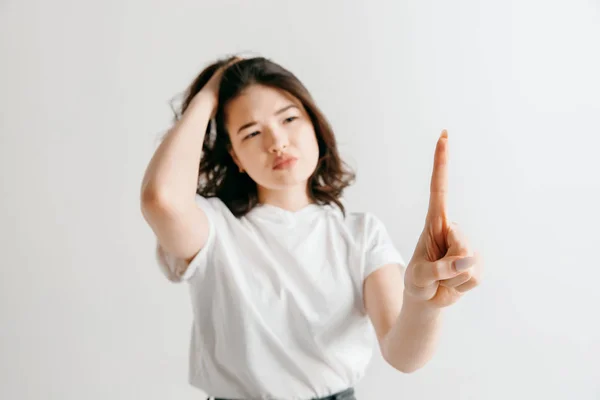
[212,387,354,400]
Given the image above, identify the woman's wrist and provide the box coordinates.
[189,90,217,116]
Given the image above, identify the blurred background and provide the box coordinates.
[1,0,599,399]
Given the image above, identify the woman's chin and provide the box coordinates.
[260,174,310,191]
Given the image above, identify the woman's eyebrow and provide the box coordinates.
[236,104,299,135]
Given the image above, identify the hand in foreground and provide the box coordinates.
[404,130,483,308]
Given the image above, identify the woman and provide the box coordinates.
[140,55,482,400]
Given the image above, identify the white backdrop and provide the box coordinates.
[1,1,599,399]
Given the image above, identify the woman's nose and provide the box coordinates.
[267,129,289,153]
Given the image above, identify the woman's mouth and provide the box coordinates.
[273,156,298,170]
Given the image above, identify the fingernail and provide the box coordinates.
[454,257,475,271]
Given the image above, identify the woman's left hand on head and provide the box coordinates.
[404,130,483,309]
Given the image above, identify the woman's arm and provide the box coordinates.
[141,93,214,204]
[140,58,241,263]
[364,263,443,374]
[140,93,215,262]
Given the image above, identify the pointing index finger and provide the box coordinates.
[428,130,449,220]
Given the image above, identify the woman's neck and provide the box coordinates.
[257,184,313,212]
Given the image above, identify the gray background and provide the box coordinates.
[1,0,599,399]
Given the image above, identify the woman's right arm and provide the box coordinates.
[140,92,215,264]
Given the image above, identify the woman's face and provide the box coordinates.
[225,84,320,192]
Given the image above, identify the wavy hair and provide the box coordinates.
[171,55,355,217]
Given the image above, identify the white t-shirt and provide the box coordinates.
[156,195,406,400]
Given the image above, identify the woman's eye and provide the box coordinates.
[244,131,260,140]
[284,116,298,124]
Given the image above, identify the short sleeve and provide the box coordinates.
[363,213,407,280]
[155,195,217,283]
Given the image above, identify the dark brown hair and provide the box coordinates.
[171,55,355,217]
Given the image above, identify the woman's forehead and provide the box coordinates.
[225,85,303,123]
